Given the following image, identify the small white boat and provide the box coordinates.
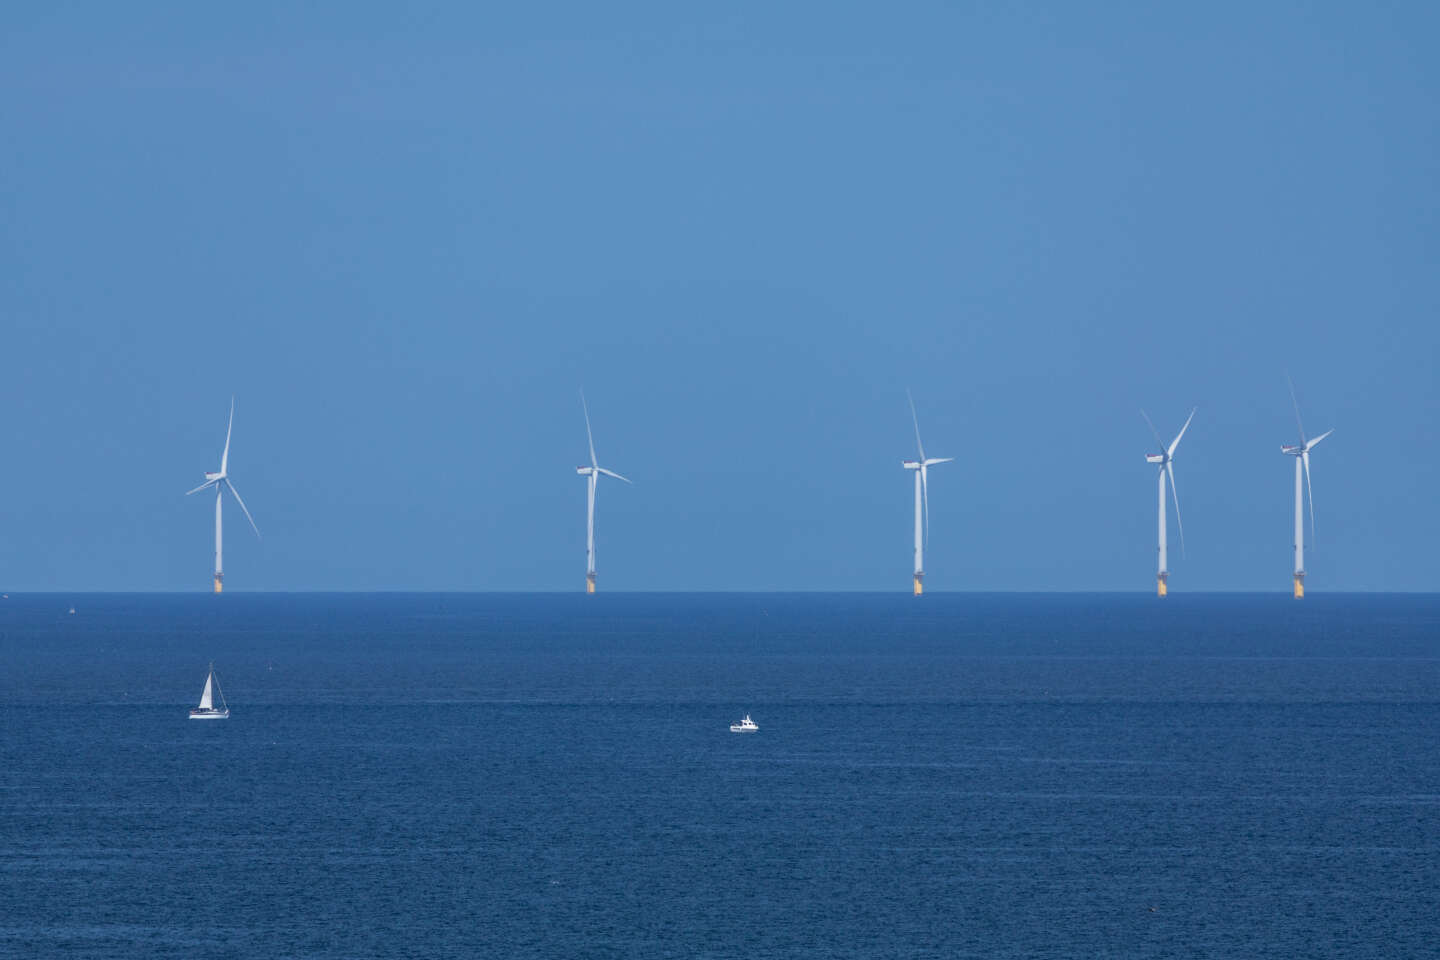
[189,663,230,719]
[729,713,758,733]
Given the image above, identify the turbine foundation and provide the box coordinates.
[1157,572,1167,597]
[213,573,223,595]
[1293,572,1304,599]
[913,572,923,596]
[586,572,596,594]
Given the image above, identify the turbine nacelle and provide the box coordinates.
[205,471,224,481]
[1142,407,1195,464]
[576,466,595,476]
[901,460,921,470]
[1281,429,1332,457]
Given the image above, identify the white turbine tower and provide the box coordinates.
[576,392,631,593]
[186,398,260,593]
[1141,408,1195,597]
[901,391,953,596]
[1282,378,1333,598]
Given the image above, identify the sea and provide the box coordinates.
[1,592,1438,958]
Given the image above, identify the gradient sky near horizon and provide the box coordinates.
[2,2,1437,592]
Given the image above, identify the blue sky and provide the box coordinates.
[1,2,1436,591]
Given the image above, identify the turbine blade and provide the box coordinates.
[1166,461,1185,558]
[220,397,235,476]
[907,389,926,462]
[597,467,632,484]
[1286,373,1307,445]
[581,390,597,469]
[1168,407,1196,459]
[185,479,218,496]
[225,480,261,539]
[1140,409,1164,454]
[1306,428,1334,451]
[1302,450,1316,548]
[923,457,954,466]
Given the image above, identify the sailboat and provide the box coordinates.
[189,663,230,719]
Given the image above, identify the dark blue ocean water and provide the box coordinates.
[2,593,1439,958]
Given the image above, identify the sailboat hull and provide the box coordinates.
[188,708,230,720]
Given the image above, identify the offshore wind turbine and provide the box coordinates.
[186,398,260,593]
[901,391,953,596]
[576,392,631,593]
[1282,378,1333,598]
[1141,408,1195,597]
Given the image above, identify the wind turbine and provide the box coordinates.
[576,392,631,593]
[1282,377,1333,598]
[186,398,260,593]
[901,391,953,596]
[1141,407,1195,597]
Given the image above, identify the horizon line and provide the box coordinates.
[3,589,1435,597]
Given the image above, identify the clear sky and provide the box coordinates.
[1,2,1436,592]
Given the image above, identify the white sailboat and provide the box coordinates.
[189,663,230,719]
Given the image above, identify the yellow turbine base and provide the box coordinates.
[1157,576,1167,597]
[213,575,223,594]
[586,575,596,594]
[1294,575,1304,598]
[913,575,923,596]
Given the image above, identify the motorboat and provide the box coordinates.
[729,713,758,733]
